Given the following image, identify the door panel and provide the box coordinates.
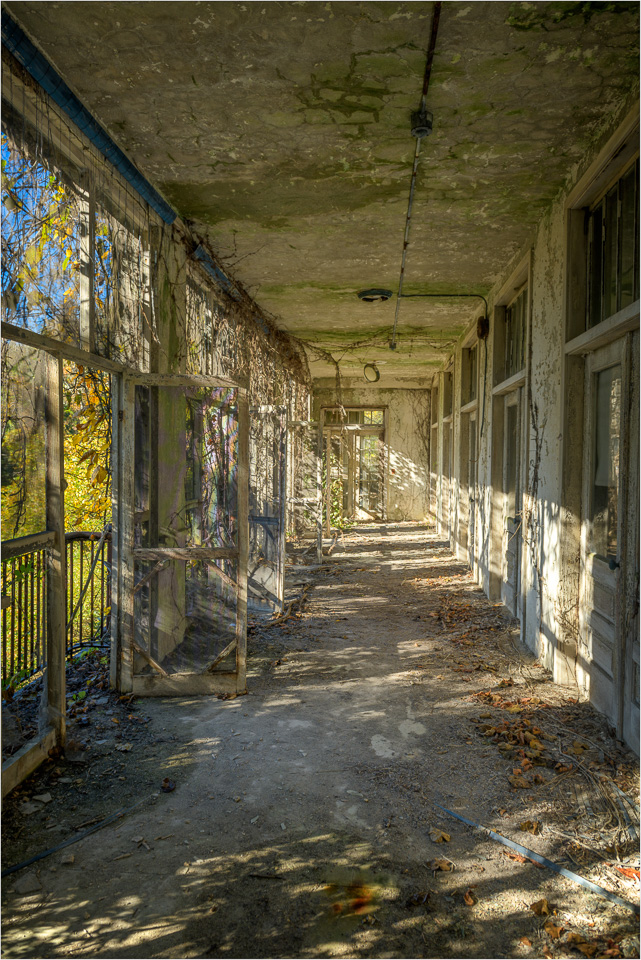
[580,341,624,724]
[248,406,286,616]
[116,375,248,696]
[287,420,322,562]
[502,391,522,617]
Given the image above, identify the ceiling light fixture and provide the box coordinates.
[357,289,393,302]
[363,363,381,382]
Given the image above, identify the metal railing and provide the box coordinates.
[1,529,111,688]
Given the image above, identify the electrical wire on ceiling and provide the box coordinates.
[390,0,442,351]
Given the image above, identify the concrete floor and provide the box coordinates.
[2,525,639,959]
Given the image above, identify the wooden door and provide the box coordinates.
[248,406,286,616]
[114,374,248,696]
[580,338,637,740]
[502,390,522,617]
[287,420,322,563]
[468,414,477,569]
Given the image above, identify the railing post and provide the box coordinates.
[45,353,66,746]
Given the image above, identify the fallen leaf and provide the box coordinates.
[530,898,550,916]
[463,887,477,906]
[520,936,533,947]
[520,820,542,835]
[614,866,640,882]
[115,743,132,752]
[505,851,528,864]
[429,829,451,843]
[429,858,453,872]
[508,775,531,788]
[544,921,564,939]
[576,943,598,957]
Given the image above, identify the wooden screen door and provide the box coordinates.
[112,374,248,696]
[468,413,477,569]
[248,405,287,616]
[502,389,522,617]
[580,336,638,746]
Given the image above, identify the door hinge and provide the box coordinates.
[118,410,124,422]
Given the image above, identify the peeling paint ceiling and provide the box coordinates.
[4,1,639,382]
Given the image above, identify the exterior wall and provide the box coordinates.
[312,383,430,522]
[434,105,639,751]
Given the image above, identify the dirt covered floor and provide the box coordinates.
[2,524,639,959]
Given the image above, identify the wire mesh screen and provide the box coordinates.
[1,340,47,540]
[287,422,321,537]
[133,384,240,675]
[248,407,286,615]
[2,74,155,373]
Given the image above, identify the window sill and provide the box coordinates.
[460,398,478,415]
[566,300,639,356]
[492,369,526,396]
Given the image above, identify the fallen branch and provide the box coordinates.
[268,584,312,626]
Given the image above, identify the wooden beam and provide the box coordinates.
[132,672,239,697]
[235,392,249,694]
[2,729,57,798]
[206,638,237,673]
[134,547,239,561]
[1,321,127,375]
[45,354,66,746]
[131,639,168,677]
[205,559,238,592]
[1,532,55,561]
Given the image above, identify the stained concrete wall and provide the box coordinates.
[312,383,431,522]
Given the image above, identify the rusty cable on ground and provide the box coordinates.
[434,803,639,915]
[1,793,153,878]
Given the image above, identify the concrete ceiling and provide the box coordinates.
[5,1,640,382]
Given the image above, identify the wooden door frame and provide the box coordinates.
[579,338,628,732]
[114,372,248,696]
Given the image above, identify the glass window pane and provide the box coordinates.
[588,204,604,329]
[603,186,618,320]
[2,134,81,345]
[591,365,621,561]
[619,163,638,311]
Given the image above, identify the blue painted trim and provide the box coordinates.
[192,245,243,303]
[1,11,176,224]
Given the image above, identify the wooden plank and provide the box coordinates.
[45,354,66,746]
[133,558,170,595]
[2,729,57,799]
[134,547,238,561]
[565,301,639,357]
[235,392,249,693]
[316,423,323,563]
[79,181,95,353]
[109,372,121,691]
[1,321,127,375]
[1,532,55,561]
[116,377,135,693]
[132,639,168,677]
[132,672,239,697]
[126,372,247,390]
[206,638,237,673]
[205,560,238,592]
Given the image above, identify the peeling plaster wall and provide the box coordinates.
[523,201,566,678]
[312,383,430,521]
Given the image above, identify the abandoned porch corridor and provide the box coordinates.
[2,524,639,960]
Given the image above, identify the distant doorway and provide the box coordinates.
[321,408,387,530]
